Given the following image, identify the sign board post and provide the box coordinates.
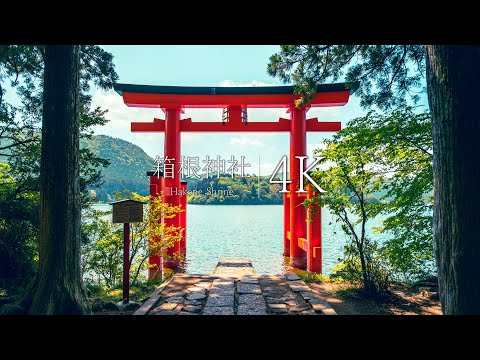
[110,199,146,304]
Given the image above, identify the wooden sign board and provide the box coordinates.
[110,199,146,223]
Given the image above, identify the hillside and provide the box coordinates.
[80,135,154,201]
[80,135,283,204]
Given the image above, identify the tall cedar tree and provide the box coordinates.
[22,46,89,314]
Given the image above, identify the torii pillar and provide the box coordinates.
[289,107,308,268]
[163,107,182,268]
[113,82,351,276]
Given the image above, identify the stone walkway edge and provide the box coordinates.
[135,258,337,316]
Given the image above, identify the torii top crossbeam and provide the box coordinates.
[113,82,351,271]
[113,83,350,132]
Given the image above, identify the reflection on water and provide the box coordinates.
[183,204,389,275]
[91,203,390,275]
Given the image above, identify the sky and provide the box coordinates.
[91,45,367,176]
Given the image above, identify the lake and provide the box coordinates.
[92,203,390,275]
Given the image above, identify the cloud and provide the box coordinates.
[307,142,327,157]
[229,136,265,147]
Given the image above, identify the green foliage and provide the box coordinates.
[187,174,283,204]
[309,115,388,296]
[86,280,159,304]
[298,272,340,284]
[269,45,434,285]
[310,108,433,291]
[332,243,392,295]
[80,135,155,201]
[0,45,118,291]
[0,162,38,284]
[81,190,183,289]
[267,45,425,110]
[0,45,117,206]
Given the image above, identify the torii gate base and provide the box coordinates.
[113,83,351,278]
[147,173,187,279]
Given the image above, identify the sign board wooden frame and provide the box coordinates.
[110,199,146,223]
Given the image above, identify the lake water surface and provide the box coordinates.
[92,204,389,275]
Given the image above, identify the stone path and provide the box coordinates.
[134,258,337,316]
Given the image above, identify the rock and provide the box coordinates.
[209,288,234,296]
[165,296,185,304]
[0,304,26,315]
[205,295,234,307]
[288,281,311,293]
[156,302,178,311]
[123,302,140,311]
[209,280,234,296]
[310,300,337,315]
[264,297,280,303]
[184,305,202,313]
[195,282,211,289]
[187,293,207,301]
[300,292,317,301]
[429,292,440,300]
[238,294,265,306]
[285,273,300,281]
[202,306,234,315]
[419,290,430,298]
[187,287,206,294]
[277,294,298,301]
[212,279,232,286]
[237,283,262,295]
[185,299,202,306]
[104,301,120,311]
[240,277,259,284]
[166,291,187,297]
[237,304,267,315]
[153,310,178,315]
[178,311,197,315]
[269,303,287,310]
[90,297,105,312]
[418,286,436,293]
[289,305,309,312]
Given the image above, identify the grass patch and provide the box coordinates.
[299,272,344,284]
[86,279,162,303]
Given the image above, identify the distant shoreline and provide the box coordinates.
[91,202,283,206]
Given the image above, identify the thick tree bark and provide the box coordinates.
[426,45,480,314]
[24,45,90,314]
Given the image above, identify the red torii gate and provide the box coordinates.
[114,83,351,277]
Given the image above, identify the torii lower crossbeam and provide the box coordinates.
[113,82,351,277]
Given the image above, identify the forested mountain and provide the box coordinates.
[80,135,153,200]
[80,135,282,203]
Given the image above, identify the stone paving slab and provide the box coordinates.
[213,258,256,277]
[203,306,234,315]
[237,282,262,295]
[142,260,336,316]
[205,295,234,307]
[237,304,267,315]
[238,294,265,306]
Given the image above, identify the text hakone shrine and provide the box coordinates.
[114,83,351,277]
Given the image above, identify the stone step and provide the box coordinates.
[138,259,336,316]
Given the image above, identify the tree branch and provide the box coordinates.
[0,138,35,151]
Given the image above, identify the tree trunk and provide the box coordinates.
[426,45,480,314]
[26,45,90,314]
